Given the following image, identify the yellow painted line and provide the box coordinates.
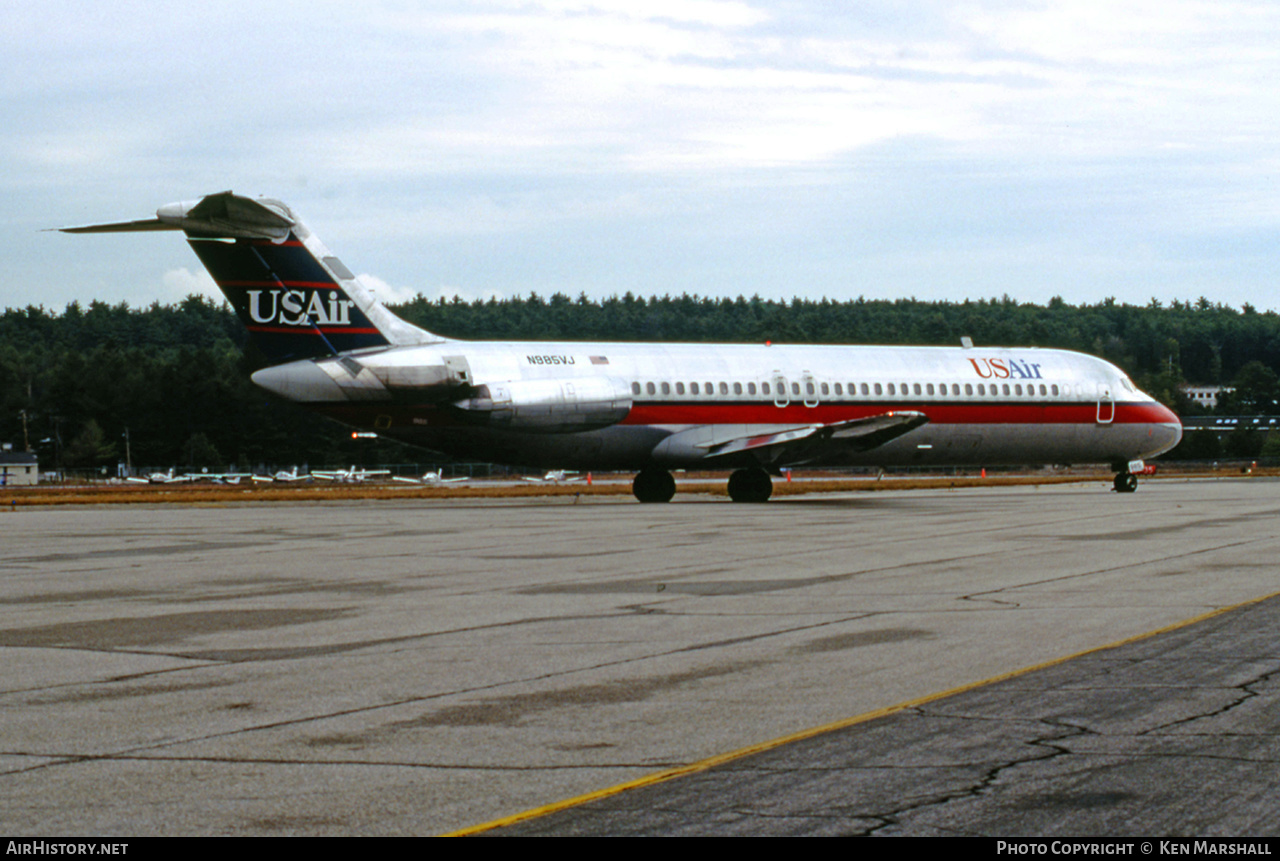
[443,590,1280,836]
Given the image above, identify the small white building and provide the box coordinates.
[1182,385,1233,410]
[0,451,38,486]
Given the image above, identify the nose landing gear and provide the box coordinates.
[1113,472,1139,493]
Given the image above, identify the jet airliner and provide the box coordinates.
[61,192,1182,502]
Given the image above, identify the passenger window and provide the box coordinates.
[1040,384,1047,396]
[690,382,700,395]
[862,383,870,396]
[965,383,973,396]
[1014,384,1022,396]
[762,382,770,395]
[977,384,985,395]
[733,382,743,395]
[706,381,713,394]
[676,382,685,395]
[953,384,960,396]
[720,382,729,395]
[821,383,829,396]
[1052,384,1059,396]
[834,383,843,396]
[914,383,922,395]
[748,382,757,395]
[1002,384,1010,396]
[887,383,896,396]
[874,383,882,395]
[927,383,935,396]
[806,382,815,395]
[631,382,641,395]
[646,382,656,395]
[792,382,800,395]
[661,382,670,395]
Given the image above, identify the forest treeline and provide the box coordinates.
[3,292,1279,471]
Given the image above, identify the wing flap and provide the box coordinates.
[701,411,929,464]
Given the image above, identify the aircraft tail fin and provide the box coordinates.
[61,191,442,363]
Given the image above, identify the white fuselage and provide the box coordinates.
[253,339,1183,471]
[61,191,1182,482]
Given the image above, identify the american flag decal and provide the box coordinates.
[590,356,609,365]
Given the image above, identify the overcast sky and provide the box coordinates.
[7,0,1280,314]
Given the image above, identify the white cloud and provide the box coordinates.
[10,1,1280,311]
[360,273,505,306]
[358,274,422,305]
[160,267,222,304]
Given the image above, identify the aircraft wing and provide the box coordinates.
[699,411,929,465]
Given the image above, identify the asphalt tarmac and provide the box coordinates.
[0,478,1277,836]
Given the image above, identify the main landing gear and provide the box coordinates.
[727,467,773,503]
[629,467,775,503]
[1113,472,1139,493]
[632,468,676,503]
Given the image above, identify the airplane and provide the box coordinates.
[126,468,188,484]
[252,467,311,482]
[392,470,467,485]
[311,465,392,483]
[522,470,583,483]
[60,191,1183,502]
[126,467,248,484]
[186,468,252,484]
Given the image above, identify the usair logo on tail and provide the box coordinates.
[248,290,356,326]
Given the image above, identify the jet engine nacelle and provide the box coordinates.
[455,377,632,433]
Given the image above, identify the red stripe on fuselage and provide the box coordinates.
[310,400,1178,431]
[620,401,1176,426]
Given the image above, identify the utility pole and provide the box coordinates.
[19,410,30,452]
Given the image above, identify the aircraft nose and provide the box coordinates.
[1156,402,1183,450]
[1156,401,1180,426]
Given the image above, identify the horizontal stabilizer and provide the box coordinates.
[60,191,295,239]
[59,218,176,233]
[59,190,444,362]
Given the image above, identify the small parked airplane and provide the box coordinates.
[311,466,391,483]
[391,470,467,485]
[256,467,310,482]
[61,192,1182,501]
[522,470,583,484]
[126,468,186,484]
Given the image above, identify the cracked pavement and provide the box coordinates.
[499,597,1280,835]
[1,479,1277,835]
